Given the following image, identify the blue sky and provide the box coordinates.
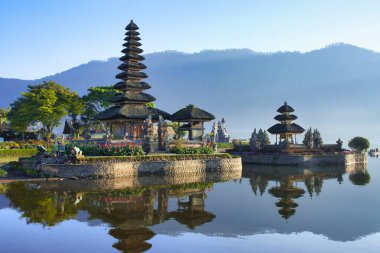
[1,0,380,79]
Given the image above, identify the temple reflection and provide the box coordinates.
[2,178,223,253]
[243,163,370,220]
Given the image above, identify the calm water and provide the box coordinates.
[0,158,379,253]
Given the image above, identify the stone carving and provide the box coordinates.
[143,116,154,153]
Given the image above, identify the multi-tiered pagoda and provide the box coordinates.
[267,102,305,144]
[97,20,170,139]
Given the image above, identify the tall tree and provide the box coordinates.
[9,81,79,138]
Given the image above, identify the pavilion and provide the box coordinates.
[171,104,215,141]
[96,20,170,140]
[267,102,305,144]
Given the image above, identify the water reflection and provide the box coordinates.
[0,162,377,252]
[243,163,370,220]
[2,174,231,252]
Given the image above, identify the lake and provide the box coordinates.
[0,157,379,253]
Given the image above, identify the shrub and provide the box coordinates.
[65,143,145,157]
[169,146,214,154]
[348,137,370,153]
[217,142,233,149]
[0,168,7,177]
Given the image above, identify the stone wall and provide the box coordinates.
[39,157,242,179]
[241,153,367,166]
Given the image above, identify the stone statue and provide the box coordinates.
[336,138,343,150]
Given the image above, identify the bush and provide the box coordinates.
[0,140,49,150]
[65,143,145,156]
[348,137,370,153]
[169,146,214,154]
[0,149,38,157]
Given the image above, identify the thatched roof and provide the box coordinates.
[110,92,155,104]
[117,62,146,71]
[122,41,142,47]
[267,123,305,134]
[277,102,295,113]
[115,71,148,80]
[121,47,143,55]
[96,105,170,121]
[126,20,139,30]
[114,81,151,90]
[171,104,215,122]
[274,114,298,121]
[119,54,144,62]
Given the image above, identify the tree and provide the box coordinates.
[0,107,10,125]
[9,81,79,138]
[313,129,323,148]
[81,86,120,130]
[67,93,85,137]
[348,136,370,153]
[303,127,314,148]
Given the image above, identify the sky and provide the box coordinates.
[1,0,380,79]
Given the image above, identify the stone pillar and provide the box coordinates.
[157,116,164,151]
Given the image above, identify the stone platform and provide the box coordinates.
[39,157,242,179]
[241,153,367,166]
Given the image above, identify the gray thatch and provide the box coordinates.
[119,54,144,62]
[126,20,139,30]
[115,71,147,80]
[274,114,298,121]
[114,81,151,90]
[121,47,144,55]
[96,105,170,121]
[122,41,142,47]
[277,102,295,113]
[171,104,215,122]
[110,92,156,103]
[117,62,146,71]
[267,123,305,134]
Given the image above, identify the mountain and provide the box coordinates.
[1,43,379,146]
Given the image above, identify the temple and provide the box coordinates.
[97,20,170,140]
[267,102,305,145]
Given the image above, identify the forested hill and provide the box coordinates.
[1,43,380,144]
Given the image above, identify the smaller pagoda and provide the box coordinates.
[268,102,305,144]
[171,105,215,141]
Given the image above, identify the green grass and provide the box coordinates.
[0,149,38,158]
[0,157,20,163]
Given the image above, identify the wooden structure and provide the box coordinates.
[171,104,215,141]
[268,102,305,144]
[97,20,170,140]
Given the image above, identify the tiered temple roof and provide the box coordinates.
[268,102,304,135]
[97,20,170,121]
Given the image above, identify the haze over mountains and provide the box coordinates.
[1,43,379,145]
